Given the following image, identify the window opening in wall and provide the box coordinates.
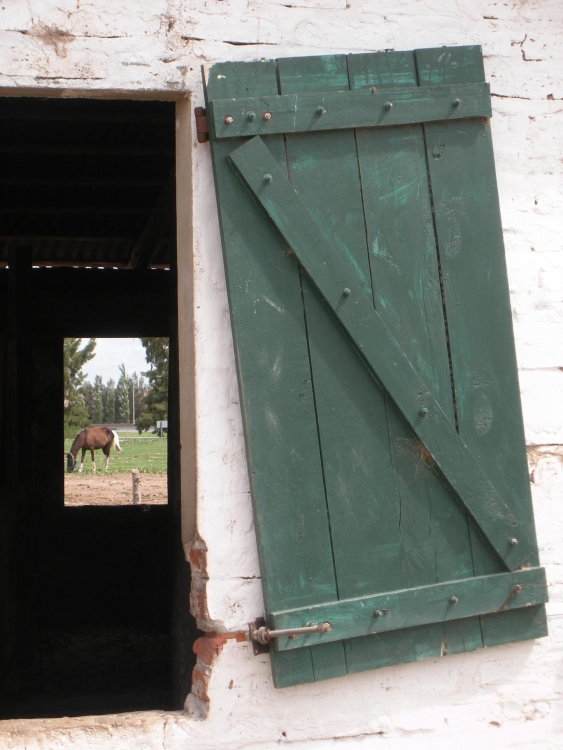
[64,336,169,507]
[0,97,198,719]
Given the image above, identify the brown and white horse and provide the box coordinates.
[66,427,122,473]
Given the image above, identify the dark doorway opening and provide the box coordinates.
[0,98,198,718]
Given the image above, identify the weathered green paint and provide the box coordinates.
[277,52,368,682]
[416,45,485,86]
[415,45,548,646]
[272,567,547,650]
[278,53,446,679]
[204,47,547,689]
[229,135,536,571]
[347,49,484,663]
[204,59,338,688]
[209,82,491,138]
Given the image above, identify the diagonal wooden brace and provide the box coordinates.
[229,135,535,572]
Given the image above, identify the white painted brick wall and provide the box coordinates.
[0,0,562,747]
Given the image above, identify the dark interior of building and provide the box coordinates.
[0,97,198,718]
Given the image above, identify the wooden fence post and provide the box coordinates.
[132,469,141,505]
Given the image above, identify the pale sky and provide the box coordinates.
[82,338,149,385]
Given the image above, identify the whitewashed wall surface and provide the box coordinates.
[1,0,562,748]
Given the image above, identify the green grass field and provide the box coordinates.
[64,437,167,475]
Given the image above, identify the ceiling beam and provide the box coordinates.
[0,178,163,186]
[127,171,175,270]
[0,110,173,123]
[0,207,147,214]
[0,144,174,156]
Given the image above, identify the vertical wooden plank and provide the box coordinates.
[204,60,338,687]
[277,53,381,681]
[346,622,444,674]
[416,45,547,645]
[346,50,482,670]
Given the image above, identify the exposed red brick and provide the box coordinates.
[193,631,247,666]
[190,584,208,621]
[187,535,210,622]
[191,667,210,703]
[189,546,207,574]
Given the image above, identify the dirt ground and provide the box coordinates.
[64,472,167,506]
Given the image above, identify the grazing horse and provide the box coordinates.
[66,427,122,473]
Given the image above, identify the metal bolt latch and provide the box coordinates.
[246,111,256,121]
[250,621,331,645]
[510,538,519,547]
[224,115,234,125]
[373,608,390,618]
[419,407,428,417]
[263,174,273,184]
[262,111,273,121]
[316,106,327,116]
[384,101,393,111]
[453,98,462,107]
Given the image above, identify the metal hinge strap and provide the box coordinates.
[194,106,209,143]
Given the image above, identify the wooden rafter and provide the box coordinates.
[127,171,175,270]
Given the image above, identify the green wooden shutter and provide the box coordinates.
[203,45,548,688]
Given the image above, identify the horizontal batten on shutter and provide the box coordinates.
[229,135,535,572]
[271,567,548,651]
[209,82,491,138]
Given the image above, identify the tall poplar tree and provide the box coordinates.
[91,375,104,424]
[104,378,116,423]
[136,337,169,432]
[64,338,96,430]
[116,363,131,423]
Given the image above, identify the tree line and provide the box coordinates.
[64,337,169,434]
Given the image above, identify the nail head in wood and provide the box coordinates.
[373,609,389,617]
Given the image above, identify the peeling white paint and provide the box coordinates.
[1,0,563,747]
